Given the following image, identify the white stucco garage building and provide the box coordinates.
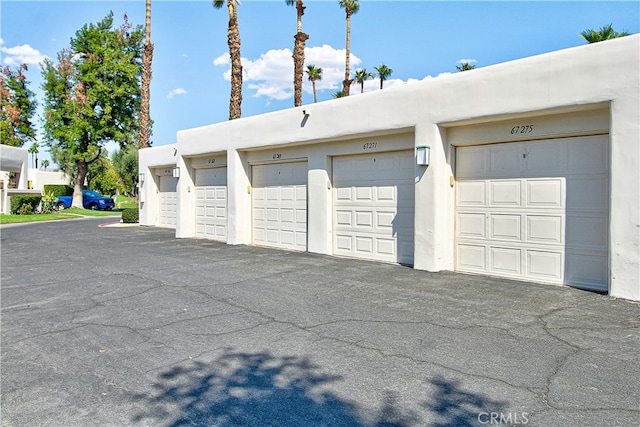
[140,35,640,301]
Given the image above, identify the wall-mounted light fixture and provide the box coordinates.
[172,167,180,178]
[139,172,145,182]
[416,146,430,166]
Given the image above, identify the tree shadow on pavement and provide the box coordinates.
[129,348,418,427]
[422,375,509,427]
[130,349,506,427]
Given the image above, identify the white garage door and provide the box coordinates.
[455,135,608,291]
[158,175,178,229]
[195,167,227,241]
[333,150,415,265]
[252,162,307,251]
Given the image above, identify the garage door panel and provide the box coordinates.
[377,238,395,256]
[457,213,486,239]
[527,251,563,280]
[356,236,373,254]
[194,167,227,241]
[566,214,607,249]
[567,137,608,172]
[566,251,608,289]
[456,146,487,178]
[252,162,307,251]
[490,181,521,206]
[490,145,523,176]
[457,181,486,206]
[456,135,607,290]
[527,179,563,208]
[490,215,521,241]
[566,177,607,211]
[490,247,522,275]
[525,140,565,174]
[158,176,178,229]
[527,215,563,244]
[457,244,486,270]
[333,150,414,265]
[356,211,373,228]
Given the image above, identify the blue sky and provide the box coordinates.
[1,1,639,167]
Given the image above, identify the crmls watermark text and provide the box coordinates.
[478,412,529,425]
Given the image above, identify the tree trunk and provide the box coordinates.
[228,1,242,120]
[73,160,87,208]
[342,12,352,97]
[312,80,317,103]
[293,32,309,107]
[139,0,153,149]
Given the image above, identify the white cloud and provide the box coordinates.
[457,58,477,64]
[0,40,49,66]
[213,53,229,67]
[213,44,363,100]
[167,88,187,99]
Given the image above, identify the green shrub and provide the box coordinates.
[43,185,73,197]
[121,208,139,223]
[40,192,58,213]
[17,203,34,215]
[10,195,42,214]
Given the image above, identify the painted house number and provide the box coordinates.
[510,124,534,135]
[207,158,216,164]
[363,142,377,150]
[273,153,282,159]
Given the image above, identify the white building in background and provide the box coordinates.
[0,145,69,214]
[140,35,640,301]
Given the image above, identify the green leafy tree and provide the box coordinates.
[339,0,360,97]
[287,0,309,107]
[0,64,37,147]
[213,1,243,120]
[580,24,630,43]
[305,64,322,103]
[41,13,143,208]
[354,68,374,94]
[374,63,392,89]
[88,157,123,196]
[140,0,154,148]
[456,62,476,72]
[112,146,139,196]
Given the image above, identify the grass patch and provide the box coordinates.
[115,195,138,210]
[0,212,80,224]
[1,207,120,224]
[62,208,121,217]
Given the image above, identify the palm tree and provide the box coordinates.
[456,62,476,72]
[286,0,308,107]
[305,64,322,103]
[339,0,360,97]
[374,63,392,89]
[354,68,374,94]
[213,0,243,120]
[332,91,344,99]
[580,24,630,43]
[41,159,50,171]
[28,142,39,169]
[139,0,153,148]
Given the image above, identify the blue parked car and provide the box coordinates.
[56,190,115,210]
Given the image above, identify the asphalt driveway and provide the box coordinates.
[1,218,638,426]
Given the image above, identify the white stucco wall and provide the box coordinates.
[0,145,29,188]
[138,144,177,227]
[142,35,639,301]
[27,169,69,190]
